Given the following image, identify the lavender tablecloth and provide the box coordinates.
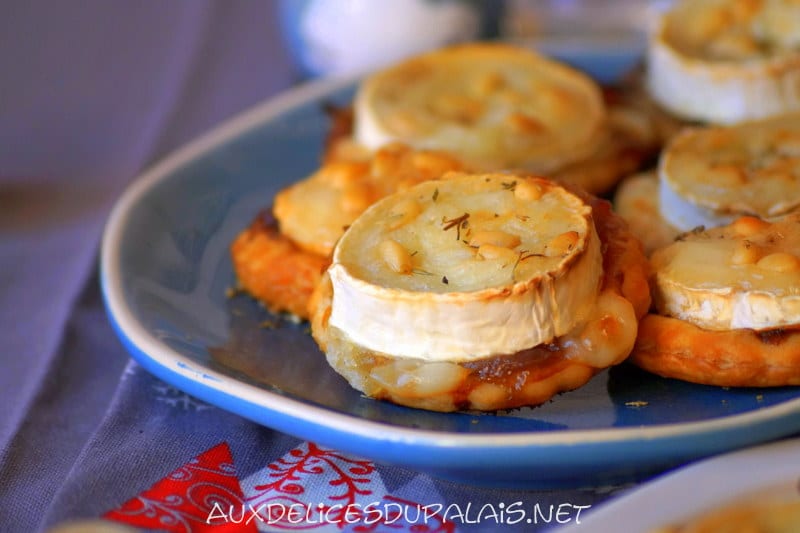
[0,2,635,531]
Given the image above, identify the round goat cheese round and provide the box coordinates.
[652,214,800,331]
[647,0,800,124]
[354,43,607,174]
[326,173,604,361]
[659,114,800,231]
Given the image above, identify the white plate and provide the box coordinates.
[555,436,800,532]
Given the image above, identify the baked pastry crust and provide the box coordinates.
[633,313,800,387]
[230,212,329,319]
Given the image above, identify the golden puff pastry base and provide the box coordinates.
[229,212,329,320]
[633,313,800,388]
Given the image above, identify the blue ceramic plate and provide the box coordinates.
[101,73,800,489]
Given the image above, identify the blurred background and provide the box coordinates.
[0,0,666,189]
[280,0,663,81]
[1,0,666,170]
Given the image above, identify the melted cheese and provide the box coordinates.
[327,173,604,361]
[647,0,800,124]
[354,42,606,174]
[652,214,800,331]
[659,115,800,231]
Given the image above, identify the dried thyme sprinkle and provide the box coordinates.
[675,225,706,241]
[442,212,470,240]
[432,188,439,202]
[501,180,517,191]
[442,275,449,284]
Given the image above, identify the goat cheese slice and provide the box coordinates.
[647,0,800,125]
[652,214,800,331]
[326,173,604,361]
[659,114,800,232]
[354,42,606,174]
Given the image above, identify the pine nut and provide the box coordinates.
[385,110,420,136]
[474,72,506,96]
[477,244,518,263]
[506,112,546,135]
[537,86,572,119]
[379,239,414,274]
[323,161,367,188]
[514,180,543,202]
[757,252,800,273]
[546,231,580,257]
[709,163,747,185]
[432,94,483,123]
[386,198,422,230]
[468,383,507,411]
[469,230,521,249]
[730,240,762,265]
[732,216,770,237]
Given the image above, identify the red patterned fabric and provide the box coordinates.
[104,441,453,531]
[104,442,255,533]
[241,441,454,531]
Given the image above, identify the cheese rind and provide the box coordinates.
[651,214,800,331]
[327,174,604,361]
[647,0,800,124]
[354,43,606,173]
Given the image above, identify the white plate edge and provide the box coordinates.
[554,436,800,532]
